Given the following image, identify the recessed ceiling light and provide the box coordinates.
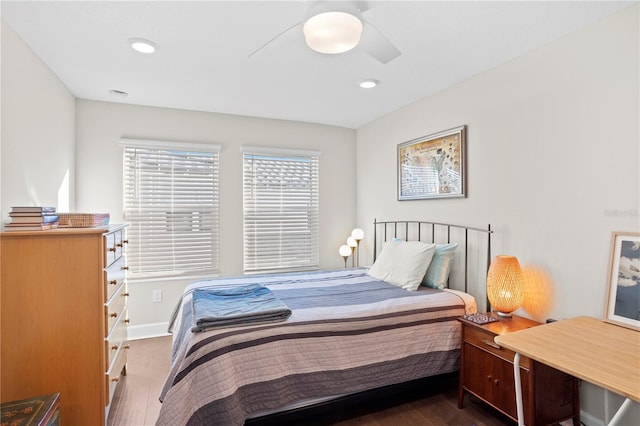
[129,38,157,54]
[109,89,128,100]
[359,79,379,89]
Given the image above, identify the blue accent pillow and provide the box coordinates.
[422,243,458,289]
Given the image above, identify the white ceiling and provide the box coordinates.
[1,0,634,129]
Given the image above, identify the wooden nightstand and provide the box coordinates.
[458,313,580,426]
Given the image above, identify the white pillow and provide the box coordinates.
[368,240,436,291]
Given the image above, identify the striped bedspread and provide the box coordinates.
[158,268,476,426]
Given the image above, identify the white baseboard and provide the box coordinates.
[128,322,171,341]
[580,410,604,426]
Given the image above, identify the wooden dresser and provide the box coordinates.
[458,314,580,425]
[0,225,129,426]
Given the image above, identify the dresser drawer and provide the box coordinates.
[104,256,127,301]
[106,344,127,406]
[104,229,126,267]
[105,283,128,335]
[464,325,531,369]
[105,311,128,372]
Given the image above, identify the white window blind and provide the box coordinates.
[121,139,220,278]
[243,147,320,274]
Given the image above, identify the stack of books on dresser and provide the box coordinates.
[4,206,59,231]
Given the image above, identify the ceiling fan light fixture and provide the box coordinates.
[303,11,363,54]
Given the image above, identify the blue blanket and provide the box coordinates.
[191,283,292,332]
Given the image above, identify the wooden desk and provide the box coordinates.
[495,316,640,426]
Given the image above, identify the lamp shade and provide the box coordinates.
[351,228,365,241]
[303,11,363,54]
[339,245,351,257]
[347,236,357,248]
[486,255,524,317]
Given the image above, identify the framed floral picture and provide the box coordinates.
[397,125,466,200]
[604,231,640,330]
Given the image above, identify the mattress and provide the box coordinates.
[157,268,476,426]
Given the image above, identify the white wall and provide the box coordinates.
[75,100,356,331]
[356,5,639,425]
[1,21,75,217]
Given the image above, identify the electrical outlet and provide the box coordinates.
[152,289,162,303]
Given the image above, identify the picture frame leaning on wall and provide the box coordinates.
[605,231,640,331]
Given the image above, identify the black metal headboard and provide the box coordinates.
[373,219,493,311]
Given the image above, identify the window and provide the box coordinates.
[243,147,320,274]
[121,139,220,279]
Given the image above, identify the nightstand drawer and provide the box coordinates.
[462,341,530,420]
[464,325,531,369]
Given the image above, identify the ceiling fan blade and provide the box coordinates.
[359,20,401,64]
[248,21,302,58]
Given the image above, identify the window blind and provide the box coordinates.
[121,140,220,278]
[243,148,320,274]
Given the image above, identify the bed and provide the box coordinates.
[157,220,493,426]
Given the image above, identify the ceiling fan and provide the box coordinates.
[249,0,401,64]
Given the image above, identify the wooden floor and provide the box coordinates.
[108,336,515,426]
[108,336,172,426]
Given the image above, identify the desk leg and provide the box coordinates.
[513,352,525,426]
[608,398,634,426]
